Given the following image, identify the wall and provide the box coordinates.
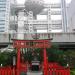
[67,0,75,32]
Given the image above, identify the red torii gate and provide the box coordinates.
[0,39,70,75]
[13,39,51,75]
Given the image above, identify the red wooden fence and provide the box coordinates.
[48,63,70,75]
[0,67,15,75]
[0,63,70,75]
[0,64,27,75]
[49,69,70,75]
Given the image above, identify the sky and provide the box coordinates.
[17,0,72,4]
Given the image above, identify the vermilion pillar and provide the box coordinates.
[43,48,48,75]
[16,48,21,75]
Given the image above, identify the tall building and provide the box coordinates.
[0,0,16,33]
[7,0,68,34]
[67,0,75,32]
[61,0,67,32]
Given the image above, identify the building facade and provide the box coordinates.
[67,0,75,32]
[0,0,68,33]
[0,0,16,33]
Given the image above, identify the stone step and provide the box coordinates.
[27,71,43,75]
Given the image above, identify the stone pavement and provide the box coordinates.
[27,71,43,75]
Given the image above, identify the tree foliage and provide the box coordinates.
[47,44,66,66]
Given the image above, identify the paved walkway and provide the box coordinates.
[27,71,43,75]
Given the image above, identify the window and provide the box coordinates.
[0,24,5,25]
[0,17,5,19]
[0,20,5,21]
[0,0,6,1]
[0,3,6,5]
[0,27,5,29]
[0,8,6,10]
[0,13,5,17]
[0,30,5,32]
[0,21,5,25]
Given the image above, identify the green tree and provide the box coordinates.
[47,44,66,66]
[0,50,16,66]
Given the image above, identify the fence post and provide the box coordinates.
[49,69,52,75]
[2,69,4,75]
[68,68,70,75]
[0,69,1,75]
[8,70,11,75]
[5,69,7,75]
[55,70,58,75]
